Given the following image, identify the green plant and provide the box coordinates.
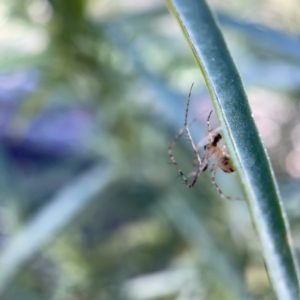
[166,0,300,299]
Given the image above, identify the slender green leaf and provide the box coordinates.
[166,0,300,299]
[0,163,111,294]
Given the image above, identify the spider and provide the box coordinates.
[168,83,240,200]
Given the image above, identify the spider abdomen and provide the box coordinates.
[219,155,235,173]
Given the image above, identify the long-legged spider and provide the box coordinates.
[168,83,240,200]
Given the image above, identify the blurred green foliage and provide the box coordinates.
[0,0,300,299]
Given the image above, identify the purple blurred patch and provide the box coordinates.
[0,70,96,165]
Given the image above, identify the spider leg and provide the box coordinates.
[188,111,214,176]
[210,163,243,200]
[168,113,207,186]
[183,83,201,166]
[210,164,231,200]
[168,83,205,187]
[190,152,209,187]
[206,110,213,132]
[191,153,200,178]
[168,127,191,187]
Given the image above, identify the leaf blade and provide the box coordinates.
[166,0,300,299]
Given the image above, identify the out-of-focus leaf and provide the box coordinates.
[217,13,300,61]
[0,163,111,294]
[162,192,256,300]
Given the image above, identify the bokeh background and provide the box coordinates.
[1,0,300,299]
